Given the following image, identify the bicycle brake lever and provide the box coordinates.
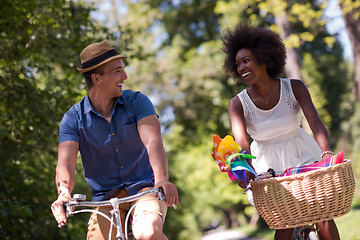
[157,188,166,201]
[157,188,177,209]
[58,202,70,228]
[243,184,251,195]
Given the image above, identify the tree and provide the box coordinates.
[148,0,222,51]
[0,0,108,238]
[1,0,351,238]
[152,0,351,235]
[339,0,360,101]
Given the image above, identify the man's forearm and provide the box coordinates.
[55,164,76,196]
[56,141,79,196]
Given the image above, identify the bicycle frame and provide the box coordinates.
[62,188,173,240]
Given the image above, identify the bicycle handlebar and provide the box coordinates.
[59,188,176,228]
[243,169,282,194]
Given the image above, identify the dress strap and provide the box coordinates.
[237,90,254,127]
[280,78,300,111]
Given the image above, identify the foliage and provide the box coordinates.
[163,133,250,239]
[143,0,356,237]
[0,0,103,238]
[1,0,358,239]
[106,0,357,238]
[339,0,360,102]
[148,0,222,51]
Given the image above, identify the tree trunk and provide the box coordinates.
[222,208,239,228]
[222,209,231,228]
[229,209,239,228]
[339,1,360,102]
[275,14,302,79]
[275,14,313,132]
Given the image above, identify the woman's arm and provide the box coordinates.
[229,96,255,187]
[228,96,250,153]
[291,79,333,159]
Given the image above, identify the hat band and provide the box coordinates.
[81,49,120,69]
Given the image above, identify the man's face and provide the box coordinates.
[95,59,128,98]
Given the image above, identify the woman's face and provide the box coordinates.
[235,48,267,86]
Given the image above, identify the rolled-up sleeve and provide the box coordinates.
[59,108,80,143]
[130,92,158,122]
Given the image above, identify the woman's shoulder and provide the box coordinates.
[280,78,307,93]
[229,92,244,112]
[229,94,240,103]
[288,79,307,92]
[280,77,304,86]
[288,78,305,86]
[287,78,310,101]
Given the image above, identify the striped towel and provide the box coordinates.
[279,151,344,177]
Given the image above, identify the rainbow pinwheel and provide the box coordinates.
[212,135,259,186]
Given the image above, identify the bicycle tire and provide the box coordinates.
[126,213,136,240]
[308,231,319,240]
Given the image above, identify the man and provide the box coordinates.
[51,40,178,240]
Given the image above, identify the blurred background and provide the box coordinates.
[1,0,359,239]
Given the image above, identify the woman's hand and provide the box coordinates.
[238,171,256,189]
[321,151,334,160]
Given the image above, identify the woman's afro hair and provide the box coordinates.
[222,23,286,81]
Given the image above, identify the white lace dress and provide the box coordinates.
[237,78,322,174]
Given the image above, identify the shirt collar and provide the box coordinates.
[83,95,125,114]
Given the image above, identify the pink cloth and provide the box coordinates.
[279,151,344,177]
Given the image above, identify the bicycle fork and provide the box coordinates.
[109,198,125,240]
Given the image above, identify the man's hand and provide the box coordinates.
[154,181,179,207]
[51,191,71,227]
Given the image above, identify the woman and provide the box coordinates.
[222,23,340,240]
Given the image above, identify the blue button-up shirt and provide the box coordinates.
[59,90,157,201]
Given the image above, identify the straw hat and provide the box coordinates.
[77,40,127,73]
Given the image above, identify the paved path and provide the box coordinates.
[201,228,261,240]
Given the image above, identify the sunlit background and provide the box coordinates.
[1,0,359,239]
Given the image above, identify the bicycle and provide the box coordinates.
[247,169,320,240]
[59,188,176,240]
[294,224,319,240]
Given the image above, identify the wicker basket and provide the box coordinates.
[251,160,356,229]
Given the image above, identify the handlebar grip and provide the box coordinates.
[57,202,68,228]
[156,187,166,201]
[157,187,177,209]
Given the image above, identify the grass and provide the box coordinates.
[335,208,360,240]
[238,209,360,240]
[244,204,360,239]
[336,154,360,239]
[237,223,274,240]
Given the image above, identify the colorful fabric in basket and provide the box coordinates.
[279,151,344,177]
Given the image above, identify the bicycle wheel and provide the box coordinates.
[126,214,136,240]
[308,231,319,240]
